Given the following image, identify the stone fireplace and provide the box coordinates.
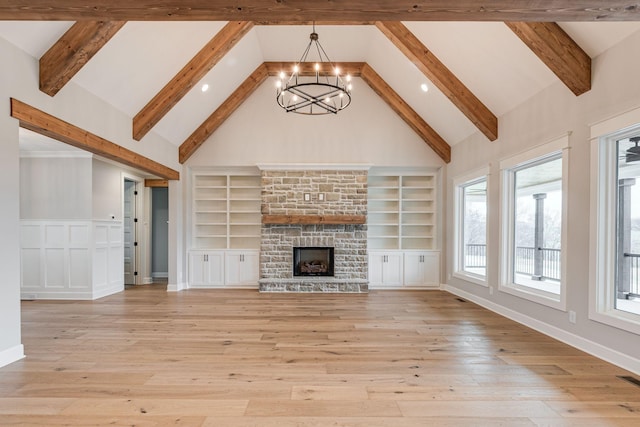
[258,166,369,293]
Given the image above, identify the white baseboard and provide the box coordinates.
[143,277,154,285]
[0,344,25,368]
[444,284,640,376]
[167,282,187,292]
[152,272,168,278]
[93,283,124,300]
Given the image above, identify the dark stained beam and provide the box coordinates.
[376,21,498,142]
[0,1,637,21]
[179,63,269,164]
[133,21,254,141]
[39,21,125,97]
[360,64,451,163]
[11,98,179,180]
[506,22,592,96]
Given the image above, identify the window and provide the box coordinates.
[500,136,568,310]
[591,121,640,334]
[454,170,488,285]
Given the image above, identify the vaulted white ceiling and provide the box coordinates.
[2,20,640,154]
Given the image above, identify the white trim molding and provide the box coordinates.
[444,284,640,376]
[0,344,25,369]
[257,163,373,171]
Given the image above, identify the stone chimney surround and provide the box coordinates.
[257,164,370,293]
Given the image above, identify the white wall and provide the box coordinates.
[92,159,125,221]
[20,156,92,220]
[445,29,640,372]
[187,77,446,168]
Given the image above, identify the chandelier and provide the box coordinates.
[276,25,352,115]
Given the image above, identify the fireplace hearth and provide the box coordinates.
[293,247,334,277]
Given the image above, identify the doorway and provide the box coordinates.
[123,178,138,285]
[151,187,169,282]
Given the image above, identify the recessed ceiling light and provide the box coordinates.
[421,83,429,93]
[201,83,209,92]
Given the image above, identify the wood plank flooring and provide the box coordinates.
[1,285,639,426]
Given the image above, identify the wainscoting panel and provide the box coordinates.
[20,220,124,300]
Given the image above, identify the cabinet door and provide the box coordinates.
[239,251,259,286]
[225,251,259,288]
[369,252,402,288]
[403,252,426,287]
[205,252,224,286]
[188,252,208,287]
[368,253,385,287]
[422,251,440,287]
[383,252,403,286]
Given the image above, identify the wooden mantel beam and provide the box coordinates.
[360,64,451,163]
[0,1,637,21]
[376,21,498,142]
[10,98,180,180]
[506,22,592,96]
[133,21,254,141]
[179,63,269,164]
[39,21,126,97]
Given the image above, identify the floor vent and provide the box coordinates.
[618,375,640,388]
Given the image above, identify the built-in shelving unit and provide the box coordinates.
[367,169,439,289]
[192,171,261,250]
[368,172,436,250]
[190,169,261,289]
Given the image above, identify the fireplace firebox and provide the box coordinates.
[293,247,334,277]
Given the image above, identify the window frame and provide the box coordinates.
[453,167,490,286]
[590,124,640,335]
[499,135,569,311]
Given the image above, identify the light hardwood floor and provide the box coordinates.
[1,286,639,426]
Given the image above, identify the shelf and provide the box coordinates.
[262,214,367,225]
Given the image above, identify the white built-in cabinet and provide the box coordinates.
[225,250,260,288]
[368,169,440,289]
[403,251,440,288]
[189,169,261,288]
[188,251,224,288]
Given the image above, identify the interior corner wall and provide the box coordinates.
[0,36,25,366]
[444,29,640,372]
[92,159,124,221]
[185,77,447,169]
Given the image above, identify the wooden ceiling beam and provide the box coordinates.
[0,1,637,21]
[506,22,592,96]
[376,21,498,142]
[39,21,125,97]
[360,64,451,163]
[133,20,254,141]
[11,98,179,180]
[264,62,365,77]
[179,63,269,164]
[145,179,169,187]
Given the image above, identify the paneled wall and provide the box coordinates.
[20,220,123,300]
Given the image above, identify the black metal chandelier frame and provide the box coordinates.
[276,26,352,115]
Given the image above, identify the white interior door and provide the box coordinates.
[123,179,137,285]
